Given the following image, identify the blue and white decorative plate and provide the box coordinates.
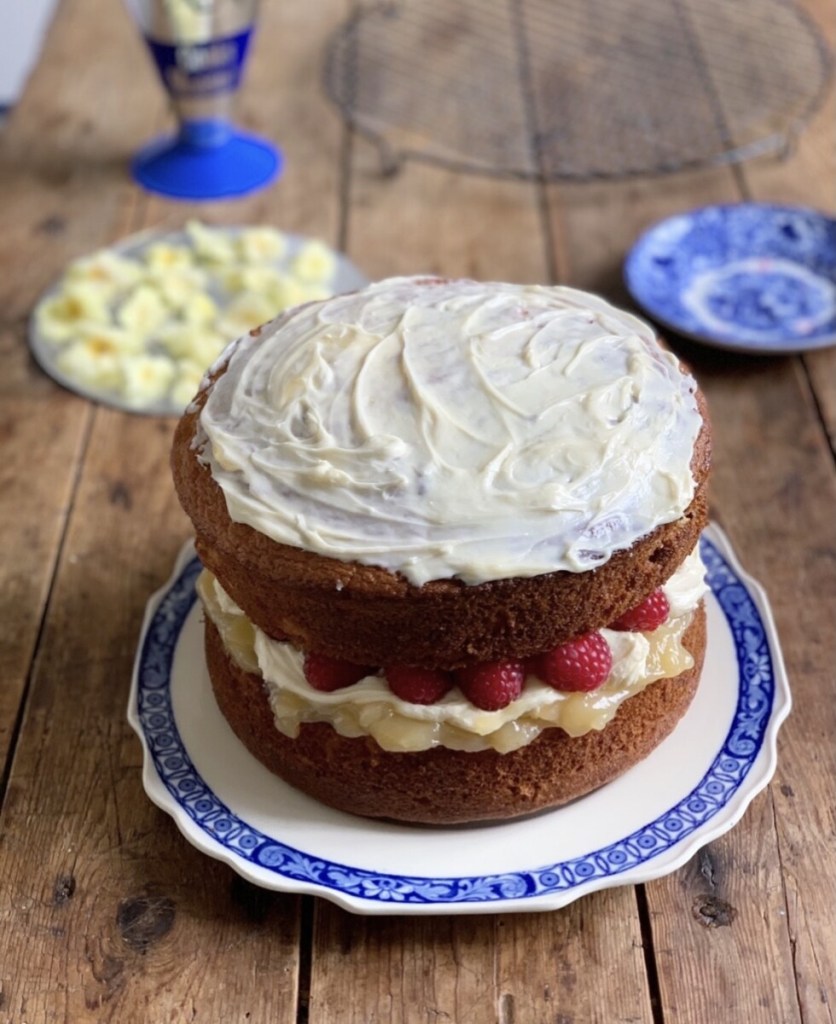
[128,524,790,915]
[624,204,836,353]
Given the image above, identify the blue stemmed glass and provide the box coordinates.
[126,0,281,199]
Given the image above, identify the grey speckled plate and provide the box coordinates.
[29,226,369,416]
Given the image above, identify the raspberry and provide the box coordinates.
[303,653,374,692]
[385,665,453,705]
[610,588,670,632]
[538,632,612,692]
[455,659,525,711]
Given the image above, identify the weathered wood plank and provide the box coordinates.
[692,4,836,1016]
[3,0,834,1020]
[0,0,155,776]
[305,133,655,1024]
[646,350,836,1024]
[0,0,351,1018]
[310,888,653,1024]
[729,8,836,995]
[545,38,836,1017]
[739,0,836,452]
[0,409,302,1023]
[0,398,88,772]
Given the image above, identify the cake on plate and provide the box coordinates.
[172,276,711,824]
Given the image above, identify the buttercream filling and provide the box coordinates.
[198,547,708,755]
[197,277,703,586]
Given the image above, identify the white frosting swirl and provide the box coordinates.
[198,277,702,586]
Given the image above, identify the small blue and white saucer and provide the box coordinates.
[625,204,836,354]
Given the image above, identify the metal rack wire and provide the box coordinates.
[324,0,833,182]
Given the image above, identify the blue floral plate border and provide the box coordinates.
[128,524,790,914]
[624,203,836,354]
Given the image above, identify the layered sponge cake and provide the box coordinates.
[172,276,711,824]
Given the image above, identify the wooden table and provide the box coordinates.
[1,1,834,1020]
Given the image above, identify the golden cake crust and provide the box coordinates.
[204,604,707,825]
[172,363,710,669]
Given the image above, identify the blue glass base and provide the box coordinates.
[132,126,281,200]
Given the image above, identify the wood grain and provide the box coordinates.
[0,0,156,776]
[690,3,836,1015]
[0,410,302,1023]
[742,0,836,452]
[695,356,836,1024]
[305,125,655,1024]
[1,0,835,1020]
[544,9,836,1013]
[310,891,653,1024]
[0,0,347,1019]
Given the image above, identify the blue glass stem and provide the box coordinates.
[178,118,234,149]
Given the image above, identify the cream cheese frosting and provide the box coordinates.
[198,547,708,755]
[196,277,702,586]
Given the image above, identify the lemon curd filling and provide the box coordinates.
[197,548,708,755]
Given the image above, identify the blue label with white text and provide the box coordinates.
[145,29,253,98]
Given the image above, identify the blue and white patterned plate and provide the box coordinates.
[624,204,836,353]
[128,524,790,915]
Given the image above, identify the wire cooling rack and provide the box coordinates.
[324,0,833,182]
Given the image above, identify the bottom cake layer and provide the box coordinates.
[204,605,707,825]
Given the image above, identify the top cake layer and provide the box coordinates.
[196,276,703,586]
